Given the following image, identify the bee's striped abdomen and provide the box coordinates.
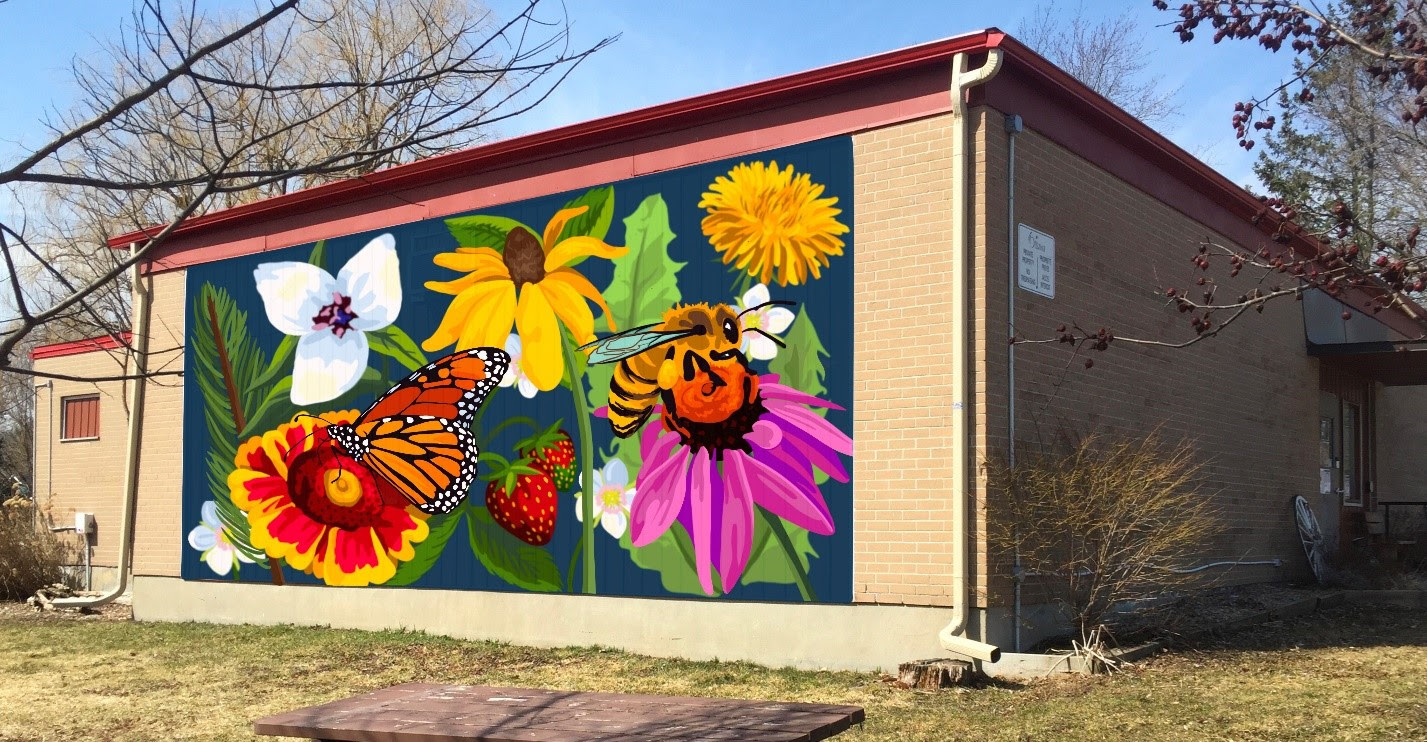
[608,353,662,437]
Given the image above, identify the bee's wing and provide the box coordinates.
[580,325,694,364]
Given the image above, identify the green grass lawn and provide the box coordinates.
[1,604,1424,741]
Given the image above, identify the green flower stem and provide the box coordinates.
[479,415,540,450]
[760,508,816,602]
[567,529,585,592]
[562,332,597,594]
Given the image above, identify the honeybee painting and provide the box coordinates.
[580,300,794,441]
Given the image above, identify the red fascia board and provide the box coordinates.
[107,29,1002,250]
[31,332,134,360]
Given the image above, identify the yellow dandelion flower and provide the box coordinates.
[422,206,626,391]
[699,161,849,287]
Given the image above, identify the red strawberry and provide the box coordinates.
[517,421,578,491]
[483,454,558,546]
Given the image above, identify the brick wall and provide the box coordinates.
[32,350,131,566]
[30,270,187,577]
[131,269,187,577]
[850,114,959,607]
[973,110,1317,604]
[1377,385,1427,503]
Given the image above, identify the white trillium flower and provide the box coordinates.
[498,333,540,398]
[735,283,795,360]
[254,234,401,405]
[186,501,253,577]
[576,458,637,539]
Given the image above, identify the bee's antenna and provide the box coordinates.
[746,327,787,348]
[738,299,796,318]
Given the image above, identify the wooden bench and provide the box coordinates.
[254,682,865,741]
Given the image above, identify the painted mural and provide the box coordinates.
[182,137,855,602]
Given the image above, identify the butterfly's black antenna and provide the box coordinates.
[746,327,787,349]
[294,412,335,427]
[291,412,343,455]
[333,447,347,481]
[738,299,796,318]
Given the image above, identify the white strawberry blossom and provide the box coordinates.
[735,283,795,360]
[576,458,636,539]
[498,333,540,398]
[186,501,253,577]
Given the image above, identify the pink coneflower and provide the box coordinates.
[629,376,852,596]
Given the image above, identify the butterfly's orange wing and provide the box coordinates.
[358,347,508,426]
[356,416,477,515]
[329,347,509,514]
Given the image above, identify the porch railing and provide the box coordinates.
[1379,501,1427,544]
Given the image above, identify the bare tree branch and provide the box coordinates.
[0,0,616,382]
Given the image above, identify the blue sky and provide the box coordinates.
[0,0,1294,191]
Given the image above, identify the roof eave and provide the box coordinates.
[106,28,1003,249]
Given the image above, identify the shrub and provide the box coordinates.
[985,430,1221,644]
[0,497,78,600]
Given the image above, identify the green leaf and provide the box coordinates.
[444,215,537,251]
[246,335,296,394]
[190,283,270,566]
[597,193,683,333]
[240,367,388,439]
[740,515,818,587]
[239,378,293,440]
[385,510,464,587]
[619,523,714,597]
[466,507,562,592]
[585,194,684,422]
[768,307,829,407]
[308,239,328,272]
[367,325,428,372]
[553,186,615,256]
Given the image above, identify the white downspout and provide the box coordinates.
[937,48,1004,664]
[55,242,149,608]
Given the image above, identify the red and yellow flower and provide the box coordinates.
[227,411,429,586]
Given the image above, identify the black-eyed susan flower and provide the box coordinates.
[422,206,625,391]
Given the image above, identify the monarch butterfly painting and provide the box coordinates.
[326,347,509,515]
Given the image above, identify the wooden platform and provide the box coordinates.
[254,682,865,741]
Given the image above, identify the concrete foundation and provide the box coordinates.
[132,576,991,673]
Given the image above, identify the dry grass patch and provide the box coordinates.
[0,605,1424,740]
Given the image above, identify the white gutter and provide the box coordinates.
[54,242,149,608]
[937,49,1004,665]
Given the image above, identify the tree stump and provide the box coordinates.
[897,659,977,689]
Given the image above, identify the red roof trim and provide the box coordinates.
[103,27,1426,336]
[108,29,1001,249]
[31,332,134,360]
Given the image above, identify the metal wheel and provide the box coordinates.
[1294,495,1327,584]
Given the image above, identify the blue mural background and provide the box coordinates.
[181,136,854,603]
